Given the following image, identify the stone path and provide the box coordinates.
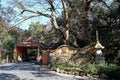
[0,62,93,80]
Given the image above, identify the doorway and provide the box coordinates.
[16,45,39,62]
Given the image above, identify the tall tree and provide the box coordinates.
[29,21,45,39]
[2,0,115,47]
[13,0,69,44]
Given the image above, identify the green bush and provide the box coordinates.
[98,63,119,73]
[106,64,119,71]
[50,63,58,70]
[80,62,120,75]
[2,36,14,51]
[58,65,65,70]
[71,68,78,73]
[60,62,73,67]
[98,63,120,79]
[80,63,98,75]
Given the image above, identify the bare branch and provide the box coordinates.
[100,0,111,11]
[14,15,40,26]
[37,11,51,18]
[20,8,51,18]
[15,0,25,10]
[15,0,51,18]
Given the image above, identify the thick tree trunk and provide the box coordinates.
[51,8,66,43]
[82,0,92,42]
[62,0,69,44]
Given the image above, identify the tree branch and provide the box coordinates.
[100,0,111,11]
[62,0,69,44]
[62,0,68,26]
[15,0,51,18]
[14,15,40,26]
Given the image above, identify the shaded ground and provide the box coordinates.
[0,62,96,80]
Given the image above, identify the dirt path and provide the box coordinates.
[0,62,92,80]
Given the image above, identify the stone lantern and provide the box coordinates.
[95,31,104,64]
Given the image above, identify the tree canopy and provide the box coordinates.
[0,0,120,48]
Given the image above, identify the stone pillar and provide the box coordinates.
[95,49,102,64]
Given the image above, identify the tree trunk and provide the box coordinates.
[51,9,66,42]
[82,0,92,42]
[62,0,69,44]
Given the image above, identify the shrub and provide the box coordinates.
[58,65,65,70]
[98,63,120,79]
[80,63,98,75]
[108,67,120,79]
[98,63,119,73]
[2,36,14,51]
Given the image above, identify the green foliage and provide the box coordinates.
[29,21,45,38]
[80,62,120,79]
[22,30,31,37]
[97,63,120,79]
[91,0,120,48]
[29,22,45,31]
[98,63,120,73]
[2,36,14,51]
[75,0,84,12]
[62,62,74,67]
[50,61,120,79]
[57,65,65,70]
[80,63,98,75]
[0,26,3,33]
[50,63,58,70]
[102,63,118,69]
[28,49,37,60]
[50,62,74,70]
[8,29,19,38]
[71,68,78,73]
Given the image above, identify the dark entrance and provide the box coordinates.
[16,45,39,62]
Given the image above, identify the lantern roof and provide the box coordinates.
[95,31,104,49]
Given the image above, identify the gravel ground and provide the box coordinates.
[0,62,96,80]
